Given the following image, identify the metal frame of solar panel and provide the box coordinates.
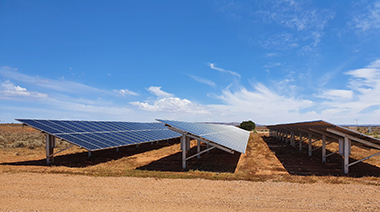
[16,119,181,164]
[157,119,250,169]
[266,120,380,175]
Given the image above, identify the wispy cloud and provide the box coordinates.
[146,86,174,98]
[261,33,299,50]
[266,52,279,57]
[263,62,282,68]
[208,63,241,78]
[352,2,380,31]
[188,74,216,87]
[317,61,350,87]
[114,89,138,97]
[0,80,48,100]
[313,60,380,123]
[258,1,334,47]
[315,89,353,101]
[0,67,109,95]
[345,60,380,93]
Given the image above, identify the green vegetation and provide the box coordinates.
[239,120,256,131]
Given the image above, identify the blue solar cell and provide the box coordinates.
[81,121,108,132]
[107,132,138,144]
[17,119,62,134]
[39,120,77,133]
[16,119,181,151]
[64,121,97,132]
[70,134,110,149]
[116,131,147,143]
[79,133,120,147]
[58,134,100,150]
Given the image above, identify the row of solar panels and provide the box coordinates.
[18,119,171,135]
[17,119,181,151]
[17,119,250,154]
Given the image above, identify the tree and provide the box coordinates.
[239,120,256,131]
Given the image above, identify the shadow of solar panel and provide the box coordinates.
[16,119,181,151]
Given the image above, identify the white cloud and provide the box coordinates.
[263,62,282,68]
[345,60,380,92]
[114,89,138,97]
[0,81,48,99]
[147,86,174,97]
[209,83,315,123]
[315,89,353,101]
[131,97,210,114]
[132,86,210,115]
[208,63,241,78]
[311,60,380,123]
[188,74,216,87]
[352,2,380,31]
[266,52,278,57]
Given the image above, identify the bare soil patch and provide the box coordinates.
[1,172,380,212]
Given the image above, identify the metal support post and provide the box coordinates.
[186,137,191,151]
[286,131,289,144]
[182,134,186,169]
[197,140,200,159]
[343,136,350,174]
[88,151,92,157]
[322,134,326,163]
[338,138,343,155]
[46,134,55,164]
[291,131,295,146]
[299,132,302,151]
[308,133,312,157]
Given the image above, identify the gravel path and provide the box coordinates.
[0,173,379,211]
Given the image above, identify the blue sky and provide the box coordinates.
[1,0,380,125]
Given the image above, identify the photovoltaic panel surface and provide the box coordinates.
[157,119,250,153]
[16,119,181,151]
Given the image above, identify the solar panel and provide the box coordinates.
[16,119,181,151]
[157,119,250,153]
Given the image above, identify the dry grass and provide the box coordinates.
[1,124,380,186]
[0,124,70,149]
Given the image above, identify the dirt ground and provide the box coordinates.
[1,124,380,211]
[1,172,379,212]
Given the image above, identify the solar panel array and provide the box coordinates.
[16,119,181,151]
[157,119,250,153]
